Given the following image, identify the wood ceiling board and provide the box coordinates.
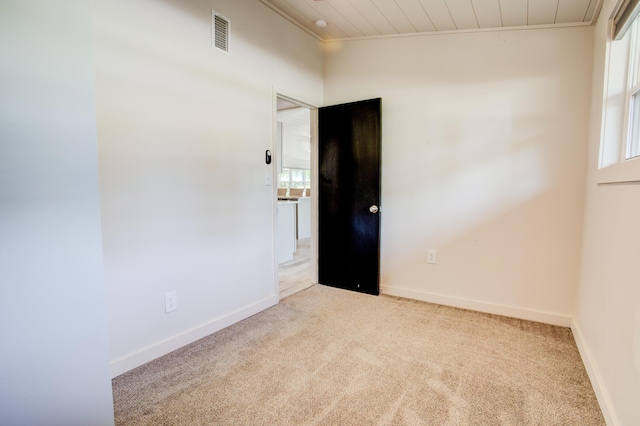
[348,0,397,35]
[279,108,311,137]
[528,0,559,25]
[279,107,311,170]
[394,0,437,32]
[267,0,343,39]
[286,0,344,38]
[499,0,528,27]
[262,0,601,40]
[370,0,418,33]
[556,0,591,23]
[314,0,380,37]
[583,0,598,21]
[306,0,368,37]
[277,98,299,111]
[419,0,457,30]
[446,0,479,29]
[472,0,503,28]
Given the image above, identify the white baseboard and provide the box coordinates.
[571,318,619,426]
[380,285,573,327]
[110,294,278,378]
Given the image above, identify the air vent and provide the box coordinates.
[212,11,230,54]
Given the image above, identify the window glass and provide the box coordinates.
[629,18,640,159]
[278,168,310,190]
[278,171,289,189]
[629,91,640,158]
[290,169,304,188]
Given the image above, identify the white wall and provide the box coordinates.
[0,1,114,424]
[324,27,593,325]
[577,0,640,423]
[94,0,323,375]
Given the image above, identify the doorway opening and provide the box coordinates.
[276,95,317,299]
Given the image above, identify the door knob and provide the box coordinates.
[369,205,379,214]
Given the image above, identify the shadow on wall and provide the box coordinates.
[383,77,555,247]
[379,74,584,313]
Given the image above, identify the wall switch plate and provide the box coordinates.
[265,172,272,186]
[427,249,437,264]
[165,291,177,313]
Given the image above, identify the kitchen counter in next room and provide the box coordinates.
[277,197,310,263]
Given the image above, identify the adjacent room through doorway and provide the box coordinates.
[276,96,314,299]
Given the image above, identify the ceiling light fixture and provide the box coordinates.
[315,19,327,28]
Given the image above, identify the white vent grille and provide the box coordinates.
[212,11,230,54]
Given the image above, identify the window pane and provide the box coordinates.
[630,93,640,158]
[277,173,288,188]
[627,17,640,159]
[290,169,304,188]
[632,19,640,87]
[278,168,290,188]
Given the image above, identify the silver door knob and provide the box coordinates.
[369,205,379,214]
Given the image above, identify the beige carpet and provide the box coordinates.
[112,285,604,425]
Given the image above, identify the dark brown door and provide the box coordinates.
[318,98,381,295]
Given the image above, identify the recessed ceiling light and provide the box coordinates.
[315,19,327,27]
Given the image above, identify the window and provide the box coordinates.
[627,20,640,159]
[278,168,310,195]
[598,2,640,183]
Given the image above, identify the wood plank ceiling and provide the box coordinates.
[259,0,603,41]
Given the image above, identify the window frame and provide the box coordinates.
[626,19,640,159]
[597,14,640,184]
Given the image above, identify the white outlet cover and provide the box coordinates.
[427,249,437,264]
[165,291,177,313]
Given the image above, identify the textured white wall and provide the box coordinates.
[577,0,640,423]
[323,27,593,324]
[0,0,114,424]
[94,0,323,375]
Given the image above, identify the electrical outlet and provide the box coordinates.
[165,291,177,313]
[427,249,437,264]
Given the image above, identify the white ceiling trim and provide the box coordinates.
[322,20,595,43]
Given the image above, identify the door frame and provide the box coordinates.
[271,90,319,300]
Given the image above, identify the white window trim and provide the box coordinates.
[597,17,640,184]
[596,155,640,182]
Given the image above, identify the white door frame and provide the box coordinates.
[272,90,319,300]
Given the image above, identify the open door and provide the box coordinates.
[318,98,381,296]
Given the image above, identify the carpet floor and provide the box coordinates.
[112,284,604,425]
